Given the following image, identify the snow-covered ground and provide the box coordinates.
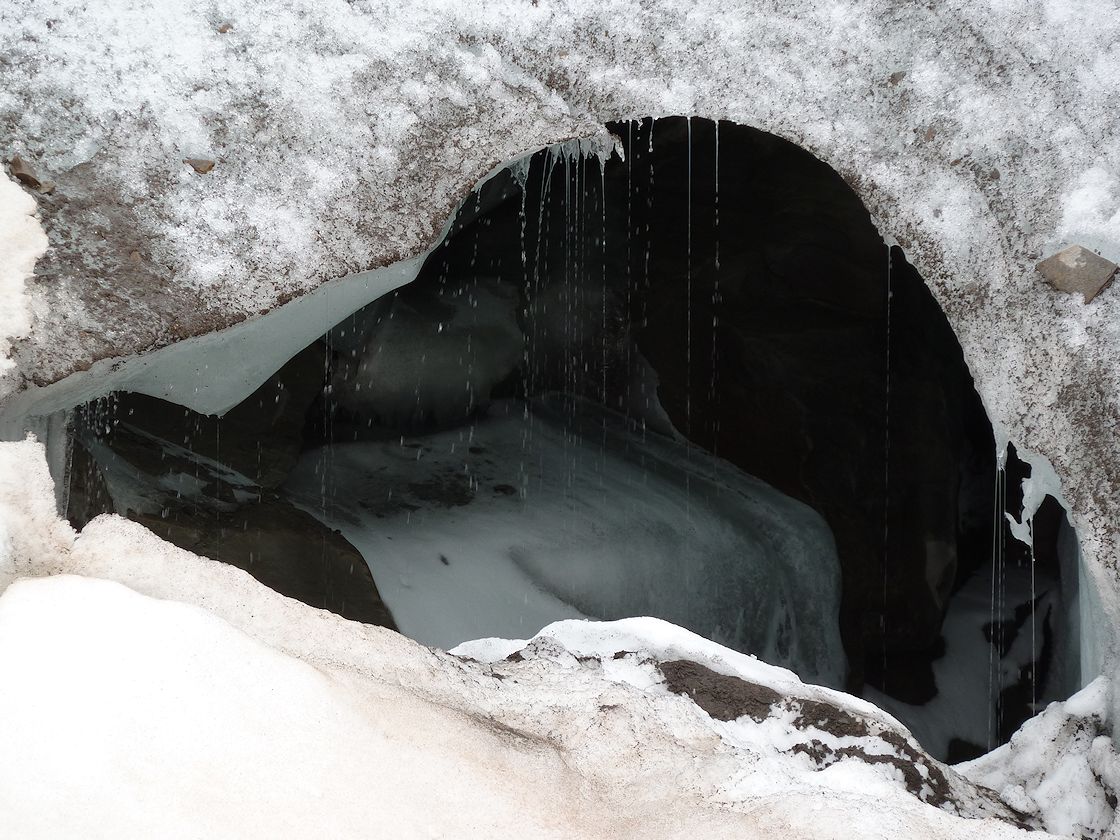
[286,396,845,687]
[961,678,1120,838]
[0,435,1111,837]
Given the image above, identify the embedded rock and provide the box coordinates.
[132,498,396,628]
[1037,245,1118,304]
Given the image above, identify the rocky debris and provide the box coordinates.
[184,158,215,174]
[132,497,395,628]
[654,657,1027,825]
[658,658,782,723]
[7,155,54,194]
[1037,245,1118,304]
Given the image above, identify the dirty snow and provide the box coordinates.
[961,677,1120,838]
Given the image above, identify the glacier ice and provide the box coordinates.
[286,395,847,689]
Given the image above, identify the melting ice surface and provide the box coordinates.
[285,396,846,689]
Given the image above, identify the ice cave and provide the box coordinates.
[3,2,1120,837]
[50,119,1083,764]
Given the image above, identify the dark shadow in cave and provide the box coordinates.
[63,117,1080,762]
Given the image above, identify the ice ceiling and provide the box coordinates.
[55,119,1085,762]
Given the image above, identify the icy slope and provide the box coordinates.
[285,397,845,687]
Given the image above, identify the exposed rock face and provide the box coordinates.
[132,499,395,628]
[656,658,980,816]
[66,342,396,628]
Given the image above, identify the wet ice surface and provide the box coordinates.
[285,396,846,688]
[867,564,1068,762]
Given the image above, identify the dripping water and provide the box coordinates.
[882,245,893,690]
[684,118,694,528]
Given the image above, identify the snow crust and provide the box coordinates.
[961,678,1120,838]
[0,436,1067,838]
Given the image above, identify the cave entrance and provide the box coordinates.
[63,117,1081,762]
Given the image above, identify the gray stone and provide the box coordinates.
[1037,245,1118,303]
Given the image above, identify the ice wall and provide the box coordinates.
[286,397,847,688]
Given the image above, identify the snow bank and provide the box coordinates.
[0,437,1061,838]
[961,677,1120,838]
[0,575,596,840]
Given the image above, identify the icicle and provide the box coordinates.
[508,153,532,193]
[710,119,721,444]
[714,120,720,273]
[625,121,633,410]
[600,151,608,414]
[987,450,1003,751]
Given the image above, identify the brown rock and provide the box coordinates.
[657,659,781,722]
[133,497,396,629]
[1037,244,1118,303]
[185,158,216,174]
[8,154,42,189]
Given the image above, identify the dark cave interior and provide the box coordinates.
[63,117,1080,762]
